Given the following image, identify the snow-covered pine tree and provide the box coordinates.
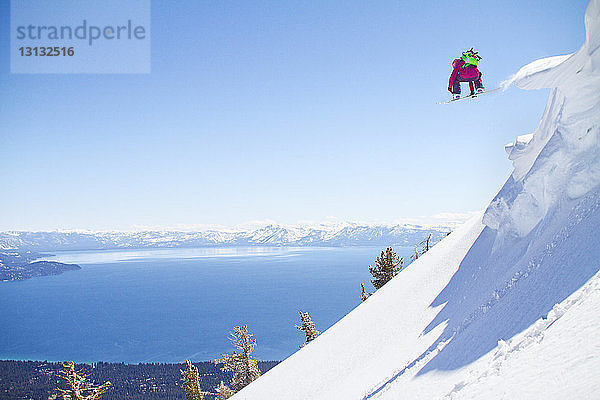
[369,247,403,289]
[181,360,205,400]
[294,310,321,347]
[360,282,372,301]
[215,381,234,400]
[215,325,261,392]
[56,361,111,400]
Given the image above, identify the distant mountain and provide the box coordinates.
[0,223,450,252]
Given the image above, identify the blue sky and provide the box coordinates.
[0,0,589,231]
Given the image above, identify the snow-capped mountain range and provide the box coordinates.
[0,223,450,251]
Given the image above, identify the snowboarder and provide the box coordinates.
[448,48,484,100]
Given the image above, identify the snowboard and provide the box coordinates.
[437,87,501,104]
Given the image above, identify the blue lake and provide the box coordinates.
[0,246,411,363]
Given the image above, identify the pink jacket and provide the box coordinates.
[449,59,480,87]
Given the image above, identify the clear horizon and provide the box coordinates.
[0,1,588,231]
[0,210,478,232]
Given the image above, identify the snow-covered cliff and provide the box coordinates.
[230,1,600,399]
[485,0,600,238]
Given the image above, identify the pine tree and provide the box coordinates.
[215,381,234,400]
[411,246,420,261]
[369,247,403,289]
[180,360,205,400]
[411,234,433,261]
[294,310,321,347]
[215,325,261,392]
[56,361,111,400]
[424,233,432,252]
[360,282,372,301]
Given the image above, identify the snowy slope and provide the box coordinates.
[231,1,600,399]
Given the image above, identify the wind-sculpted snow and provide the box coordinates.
[485,0,600,238]
[229,2,600,399]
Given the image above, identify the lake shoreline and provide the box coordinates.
[0,250,81,282]
[0,246,412,362]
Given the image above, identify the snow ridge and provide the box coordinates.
[485,0,600,238]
